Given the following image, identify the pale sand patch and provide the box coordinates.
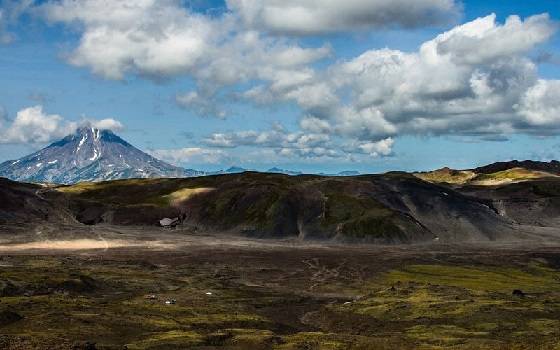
[164,187,215,205]
[0,239,176,252]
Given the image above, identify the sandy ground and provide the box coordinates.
[2,223,560,257]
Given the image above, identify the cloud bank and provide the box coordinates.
[33,1,560,162]
[227,0,461,35]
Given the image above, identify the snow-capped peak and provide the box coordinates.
[0,127,201,184]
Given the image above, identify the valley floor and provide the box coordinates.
[1,226,560,349]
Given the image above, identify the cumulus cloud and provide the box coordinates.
[35,1,560,162]
[238,14,558,145]
[0,106,125,144]
[204,123,329,148]
[40,0,333,122]
[227,0,461,35]
[0,106,77,144]
[202,123,394,160]
[39,0,331,90]
[354,138,395,157]
[40,0,217,80]
[517,80,560,127]
[433,14,556,65]
[150,147,228,165]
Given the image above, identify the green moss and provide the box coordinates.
[474,168,548,182]
[322,191,402,240]
[125,330,205,349]
[384,264,560,293]
[277,332,348,350]
[415,169,476,185]
[527,319,560,335]
[407,324,488,343]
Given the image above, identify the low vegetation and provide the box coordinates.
[52,173,431,243]
[414,168,476,185]
[2,250,560,349]
[416,166,557,186]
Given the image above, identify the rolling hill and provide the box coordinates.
[415,161,560,186]
[2,159,560,244]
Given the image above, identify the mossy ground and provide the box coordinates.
[53,173,418,241]
[2,247,560,349]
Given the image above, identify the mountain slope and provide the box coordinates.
[0,126,202,184]
[415,161,559,186]
[48,172,524,243]
[474,160,560,175]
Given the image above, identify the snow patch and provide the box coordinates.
[48,160,58,165]
[77,134,87,153]
[11,160,20,165]
[89,148,99,161]
[36,163,43,168]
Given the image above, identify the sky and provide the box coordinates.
[0,0,559,174]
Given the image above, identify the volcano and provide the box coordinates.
[0,126,202,184]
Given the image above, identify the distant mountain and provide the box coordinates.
[225,166,247,174]
[267,167,303,176]
[336,170,360,176]
[0,126,203,184]
[205,166,248,176]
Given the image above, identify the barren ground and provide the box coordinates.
[1,225,560,349]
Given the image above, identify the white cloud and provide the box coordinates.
[150,147,228,165]
[202,124,348,159]
[40,0,331,87]
[242,13,558,144]
[202,123,394,160]
[517,80,560,126]
[356,138,394,157]
[0,106,125,144]
[227,0,461,35]
[90,118,124,131]
[299,116,331,134]
[203,125,330,150]
[0,105,76,144]
[40,0,217,79]
[35,1,560,162]
[432,14,556,65]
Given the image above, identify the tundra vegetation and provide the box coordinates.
[1,245,560,349]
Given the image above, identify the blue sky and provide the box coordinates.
[0,0,559,173]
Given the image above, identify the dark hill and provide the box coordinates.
[474,160,560,175]
[47,172,519,243]
[0,178,72,225]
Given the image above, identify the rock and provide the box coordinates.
[512,289,525,297]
